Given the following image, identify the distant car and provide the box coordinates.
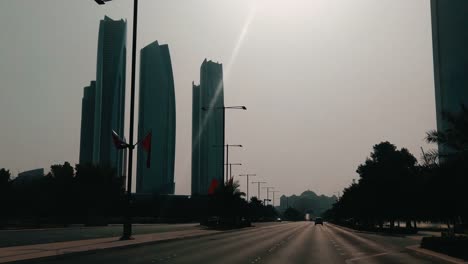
[276,217,282,222]
[314,217,323,225]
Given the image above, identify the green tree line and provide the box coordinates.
[325,106,468,231]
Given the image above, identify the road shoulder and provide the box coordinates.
[406,245,468,264]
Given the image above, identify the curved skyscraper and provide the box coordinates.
[136,41,176,194]
[431,0,468,155]
[192,60,225,195]
[92,16,127,177]
[79,81,96,165]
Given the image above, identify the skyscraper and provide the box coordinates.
[92,16,127,176]
[431,0,468,153]
[136,41,176,194]
[79,81,96,165]
[192,60,225,195]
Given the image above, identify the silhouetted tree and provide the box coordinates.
[283,207,304,221]
[0,168,12,225]
[425,105,468,162]
[424,106,468,229]
[328,142,419,231]
[0,168,10,186]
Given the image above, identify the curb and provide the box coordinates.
[406,245,468,264]
[327,223,411,238]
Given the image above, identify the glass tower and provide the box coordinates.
[191,60,225,195]
[431,0,468,154]
[136,41,176,194]
[79,81,96,165]
[92,16,127,177]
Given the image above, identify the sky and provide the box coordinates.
[0,0,436,200]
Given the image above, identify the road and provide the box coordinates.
[18,222,449,264]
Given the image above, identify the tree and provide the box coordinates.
[425,105,468,162]
[424,106,468,229]
[0,168,12,223]
[0,168,11,187]
[283,207,304,221]
[328,142,418,230]
[50,162,74,181]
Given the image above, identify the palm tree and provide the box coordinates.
[425,105,468,233]
[209,177,248,226]
[425,105,468,163]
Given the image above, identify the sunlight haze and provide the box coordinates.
[0,0,436,197]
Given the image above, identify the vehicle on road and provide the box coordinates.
[314,217,323,225]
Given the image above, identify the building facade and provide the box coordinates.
[136,41,176,194]
[431,0,468,154]
[79,81,96,165]
[191,60,225,195]
[92,16,127,177]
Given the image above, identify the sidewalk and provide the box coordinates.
[0,228,221,263]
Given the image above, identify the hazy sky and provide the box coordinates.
[0,0,436,200]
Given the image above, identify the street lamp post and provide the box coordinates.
[262,187,274,206]
[251,181,266,200]
[202,106,246,184]
[224,145,242,182]
[94,0,139,241]
[224,163,242,181]
[271,191,280,207]
[239,174,256,201]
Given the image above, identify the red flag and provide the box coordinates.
[112,130,128,149]
[208,179,219,195]
[141,132,152,168]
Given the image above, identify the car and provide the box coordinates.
[276,217,282,222]
[314,217,323,225]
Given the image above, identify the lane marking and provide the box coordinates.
[345,252,389,263]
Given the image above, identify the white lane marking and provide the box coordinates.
[345,252,389,263]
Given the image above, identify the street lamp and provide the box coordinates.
[94,0,111,4]
[94,0,138,240]
[262,187,274,205]
[271,191,280,207]
[203,105,246,184]
[224,163,242,181]
[251,181,266,200]
[239,174,256,201]
[212,144,242,182]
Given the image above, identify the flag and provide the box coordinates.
[208,179,219,195]
[112,130,128,149]
[141,132,152,168]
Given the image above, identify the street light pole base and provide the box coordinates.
[119,235,134,241]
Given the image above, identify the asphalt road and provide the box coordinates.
[17,222,449,264]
